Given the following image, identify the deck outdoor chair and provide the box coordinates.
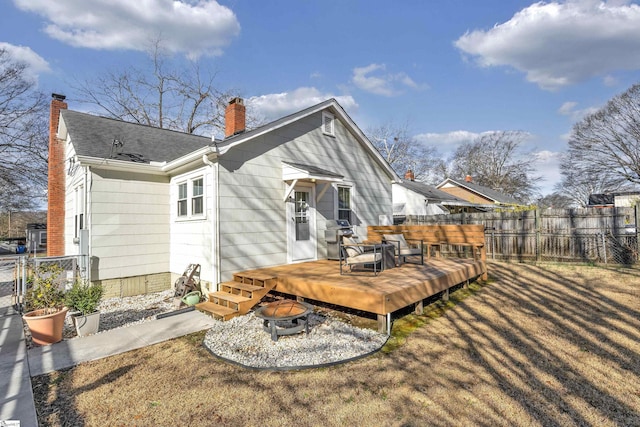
[383,233,424,265]
[339,236,383,275]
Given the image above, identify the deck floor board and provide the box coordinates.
[237,258,486,315]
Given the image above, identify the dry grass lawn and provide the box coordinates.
[32,262,640,426]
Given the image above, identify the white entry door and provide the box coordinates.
[288,187,317,262]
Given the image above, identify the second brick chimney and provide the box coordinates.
[225,97,246,138]
[404,169,415,181]
[47,93,68,257]
[465,175,473,183]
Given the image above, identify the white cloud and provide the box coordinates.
[0,42,50,81]
[246,87,358,122]
[455,1,640,89]
[532,150,563,194]
[414,130,482,146]
[558,101,598,121]
[352,63,426,96]
[12,0,240,58]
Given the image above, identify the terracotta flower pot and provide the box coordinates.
[23,307,69,346]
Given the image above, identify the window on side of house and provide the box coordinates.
[176,176,205,219]
[192,178,203,215]
[322,111,335,136]
[177,182,188,217]
[75,186,85,238]
[338,186,351,224]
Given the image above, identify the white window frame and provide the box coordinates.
[322,111,335,136]
[334,183,354,225]
[175,175,205,220]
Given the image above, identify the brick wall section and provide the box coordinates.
[47,94,68,256]
[224,97,245,137]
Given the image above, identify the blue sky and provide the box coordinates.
[3,0,640,195]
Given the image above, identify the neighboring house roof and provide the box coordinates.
[436,178,523,205]
[398,180,477,207]
[60,109,212,164]
[588,193,615,206]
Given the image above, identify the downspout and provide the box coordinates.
[84,166,89,282]
[202,154,221,290]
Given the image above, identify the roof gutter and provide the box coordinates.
[75,155,166,175]
[162,146,219,174]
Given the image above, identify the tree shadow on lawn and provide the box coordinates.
[33,364,136,427]
[30,262,640,426]
[441,262,640,425]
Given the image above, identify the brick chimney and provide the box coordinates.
[47,93,67,256]
[224,97,245,138]
[404,169,415,181]
[465,175,473,183]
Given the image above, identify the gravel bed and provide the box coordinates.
[62,289,176,339]
[203,311,388,369]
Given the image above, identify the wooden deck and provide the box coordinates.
[238,257,486,331]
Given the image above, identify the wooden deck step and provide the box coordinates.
[209,291,251,304]
[195,301,238,321]
[219,281,264,297]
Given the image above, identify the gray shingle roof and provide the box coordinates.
[441,178,523,205]
[61,110,212,164]
[399,180,474,205]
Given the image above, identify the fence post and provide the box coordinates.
[535,208,541,262]
[601,232,608,264]
[636,204,640,262]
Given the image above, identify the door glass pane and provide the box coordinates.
[295,191,310,241]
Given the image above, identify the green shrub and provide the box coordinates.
[65,282,104,315]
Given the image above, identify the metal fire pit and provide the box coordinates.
[254,300,314,341]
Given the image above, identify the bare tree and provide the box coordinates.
[565,83,640,188]
[72,41,238,136]
[0,48,48,212]
[367,121,443,184]
[555,151,633,207]
[444,131,541,203]
[535,192,575,209]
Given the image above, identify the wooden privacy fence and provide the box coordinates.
[404,207,640,265]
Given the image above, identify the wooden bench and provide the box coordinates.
[367,224,487,280]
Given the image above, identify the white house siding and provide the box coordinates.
[89,169,170,281]
[392,184,424,216]
[217,109,393,280]
[64,143,83,256]
[169,166,215,288]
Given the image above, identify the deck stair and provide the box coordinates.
[195,272,277,321]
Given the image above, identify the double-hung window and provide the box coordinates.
[191,178,203,215]
[338,186,352,224]
[177,176,204,219]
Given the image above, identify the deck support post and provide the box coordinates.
[296,296,305,303]
[442,288,449,302]
[464,279,470,289]
[414,300,423,315]
[377,313,391,335]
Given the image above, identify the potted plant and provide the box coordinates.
[23,264,68,346]
[65,281,103,337]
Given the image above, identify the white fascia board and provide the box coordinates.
[75,155,166,175]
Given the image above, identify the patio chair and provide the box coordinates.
[339,236,383,275]
[382,233,424,265]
